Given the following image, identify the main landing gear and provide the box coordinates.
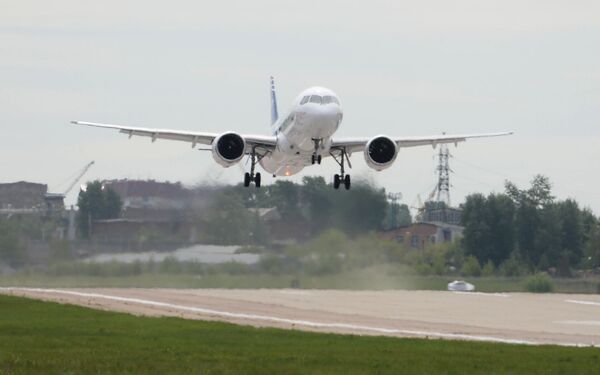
[330,147,351,190]
[244,147,262,188]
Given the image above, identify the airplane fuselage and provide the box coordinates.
[260,86,343,176]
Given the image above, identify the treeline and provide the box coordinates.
[0,216,70,268]
[201,176,411,245]
[462,175,600,276]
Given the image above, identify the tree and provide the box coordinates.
[514,201,539,266]
[533,204,562,268]
[384,202,412,230]
[0,220,26,267]
[331,181,388,233]
[77,181,123,238]
[505,175,554,268]
[203,192,254,245]
[484,194,516,266]
[301,176,333,234]
[558,199,584,267]
[268,181,301,220]
[461,193,515,266]
[505,175,554,208]
[584,222,600,268]
[462,194,490,261]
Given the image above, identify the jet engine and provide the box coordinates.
[212,132,246,167]
[364,135,397,171]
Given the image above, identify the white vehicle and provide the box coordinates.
[447,280,475,292]
[72,78,512,189]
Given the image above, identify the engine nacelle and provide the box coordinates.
[364,135,398,171]
[212,132,246,167]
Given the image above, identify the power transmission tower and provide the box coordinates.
[435,144,451,206]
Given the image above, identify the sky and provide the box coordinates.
[2,0,600,213]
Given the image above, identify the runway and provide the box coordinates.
[2,287,600,347]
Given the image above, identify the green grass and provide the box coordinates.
[1,265,599,294]
[0,295,599,374]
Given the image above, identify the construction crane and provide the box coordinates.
[63,161,95,195]
[44,161,95,214]
[48,161,95,198]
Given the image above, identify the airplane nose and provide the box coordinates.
[321,103,342,117]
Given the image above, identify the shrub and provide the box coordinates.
[432,253,447,275]
[481,260,495,277]
[461,256,481,277]
[523,272,554,293]
[499,252,528,277]
[415,263,433,276]
[159,256,182,274]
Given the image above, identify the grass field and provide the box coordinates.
[1,266,599,294]
[0,295,599,374]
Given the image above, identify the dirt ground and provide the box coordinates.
[2,287,600,346]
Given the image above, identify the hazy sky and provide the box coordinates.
[2,1,600,212]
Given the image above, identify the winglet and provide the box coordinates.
[270,76,279,125]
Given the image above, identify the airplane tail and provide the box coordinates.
[270,76,279,125]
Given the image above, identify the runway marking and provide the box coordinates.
[0,287,590,347]
[278,290,311,296]
[555,320,600,327]
[453,292,510,298]
[565,299,600,307]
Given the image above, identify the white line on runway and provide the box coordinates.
[278,290,311,296]
[0,287,590,347]
[453,292,511,298]
[565,299,600,307]
[555,320,600,327]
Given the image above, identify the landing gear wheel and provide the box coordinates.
[331,147,351,190]
[333,174,341,189]
[311,138,323,166]
[244,147,263,188]
[344,174,351,190]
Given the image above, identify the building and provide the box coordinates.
[0,181,65,215]
[418,201,462,226]
[89,180,216,244]
[0,182,47,211]
[381,222,464,250]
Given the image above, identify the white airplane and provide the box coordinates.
[72,78,512,190]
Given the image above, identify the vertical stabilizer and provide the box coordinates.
[270,76,279,125]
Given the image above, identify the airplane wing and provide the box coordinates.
[330,131,513,154]
[71,121,277,152]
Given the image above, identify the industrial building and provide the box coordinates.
[381,144,465,249]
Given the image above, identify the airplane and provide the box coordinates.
[72,77,512,190]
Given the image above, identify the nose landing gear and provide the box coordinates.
[311,138,323,165]
[330,147,351,190]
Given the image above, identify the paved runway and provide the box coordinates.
[2,287,600,346]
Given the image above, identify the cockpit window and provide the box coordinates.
[309,95,322,104]
[300,96,310,105]
[323,96,340,105]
